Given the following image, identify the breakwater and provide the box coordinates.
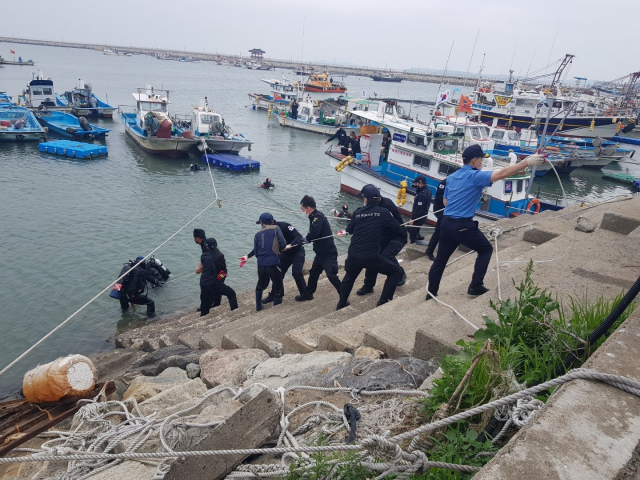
[0,36,501,87]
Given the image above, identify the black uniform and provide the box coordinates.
[290,101,299,120]
[348,136,361,156]
[200,239,238,316]
[425,179,447,257]
[266,221,306,298]
[119,266,156,316]
[362,197,407,290]
[327,128,348,151]
[338,204,404,307]
[301,210,341,296]
[409,185,432,244]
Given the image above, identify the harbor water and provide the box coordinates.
[0,44,638,397]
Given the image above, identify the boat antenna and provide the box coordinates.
[509,36,519,75]
[525,48,536,79]
[463,29,480,88]
[300,16,305,63]
[544,22,561,75]
[436,41,455,101]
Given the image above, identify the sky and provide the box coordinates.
[1,0,638,83]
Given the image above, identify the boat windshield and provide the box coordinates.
[200,114,221,124]
[139,102,167,112]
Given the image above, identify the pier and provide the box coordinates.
[0,36,502,87]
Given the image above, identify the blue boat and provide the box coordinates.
[35,110,110,139]
[61,80,116,118]
[0,93,47,142]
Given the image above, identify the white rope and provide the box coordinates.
[0,197,222,377]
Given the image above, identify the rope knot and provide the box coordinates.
[512,395,544,427]
[360,435,402,462]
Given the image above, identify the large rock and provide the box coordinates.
[294,357,439,390]
[123,367,190,403]
[245,351,353,388]
[83,461,157,480]
[132,345,201,376]
[165,389,282,480]
[138,378,207,416]
[199,349,269,388]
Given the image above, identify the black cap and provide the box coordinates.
[359,184,380,200]
[413,175,426,185]
[462,144,484,161]
[193,228,206,239]
[256,212,274,224]
[205,238,217,250]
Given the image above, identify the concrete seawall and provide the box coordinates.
[0,36,501,86]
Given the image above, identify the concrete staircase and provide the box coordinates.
[115,196,640,367]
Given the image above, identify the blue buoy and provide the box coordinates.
[39,140,108,159]
[201,153,260,172]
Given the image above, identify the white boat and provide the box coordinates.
[249,77,305,111]
[61,79,115,118]
[18,71,73,113]
[272,96,362,136]
[173,97,253,155]
[103,48,132,56]
[327,101,560,220]
[119,86,198,158]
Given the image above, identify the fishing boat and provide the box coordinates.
[304,72,347,93]
[0,56,34,66]
[179,57,201,63]
[18,71,73,113]
[60,80,115,118]
[173,97,253,155]
[0,96,47,142]
[35,110,110,140]
[327,101,561,220]
[118,86,198,158]
[248,78,304,111]
[271,96,361,136]
[371,71,403,83]
[104,48,132,56]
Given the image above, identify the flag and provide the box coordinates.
[10,50,15,54]
[458,95,474,114]
[436,89,450,106]
[273,92,282,101]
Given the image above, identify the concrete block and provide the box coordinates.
[474,313,640,480]
[199,348,269,388]
[522,227,560,244]
[178,331,202,350]
[599,212,640,235]
[164,389,282,480]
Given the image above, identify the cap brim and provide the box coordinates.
[255,220,261,224]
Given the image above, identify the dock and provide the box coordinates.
[201,153,259,172]
[39,140,108,159]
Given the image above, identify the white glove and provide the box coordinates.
[284,244,292,251]
[525,154,546,167]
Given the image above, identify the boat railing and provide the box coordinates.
[117,105,137,117]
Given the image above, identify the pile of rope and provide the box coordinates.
[4,369,640,479]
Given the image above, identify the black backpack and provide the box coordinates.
[109,261,135,299]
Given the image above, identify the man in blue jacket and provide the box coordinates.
[241,212,287,311]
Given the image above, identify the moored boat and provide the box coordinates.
[173,97,253,155]
[118,86,198,158]
[19,71,73,113]
[0,97,47,142]
[304,72,347,93]
[249,78,304,111]
[61,80,115,118]
[35,110,110,140]
[371,71,403,82]
[272,96,360,136]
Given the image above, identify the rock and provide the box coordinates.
[297,357,439,390]
[353,346,382,360]
[199,333,221,350]
[178,331,202,350]
[165,389,282,480]
[200,349,269,388]
[419,367,444,391]
[142,338,160,352]
[186,363,201,379]
[82,460,157,480]
[138,378,207,416]
[245,351,353,389]
[122,367,190,403]
[575,216,596,233]
[235,383,267,404]
[133,345,201,376]
[159,335,175,348]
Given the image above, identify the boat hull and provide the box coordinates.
[276,116,360,136]
[304,86,347,93]
[371,76,402,82]
[124,127,196,158]
[72,107,115,118]
[199,138,253,155]
[0,131,45,141]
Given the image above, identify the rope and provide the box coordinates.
[2,369,639,480]
[0,197,223,378]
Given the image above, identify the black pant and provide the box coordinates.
[269,248,306,297]
[363,240,405,289]
[427,217,493,296]
[256,265,283,298]
[339,255,402,306]
[305,254,341,294]
[120,293,155,315]
[425,216,442,256]
[409,218,426,243]
[200,281,238,316]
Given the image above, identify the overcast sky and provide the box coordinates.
[1,0,638,82]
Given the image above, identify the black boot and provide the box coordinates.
[467,284,489,296]
[396,272,407,287]
[356,286,374,296]
[295,292,314,302]
[336,300,351,310]
[262,293,275,304]
[273,296,283,306]
[255,290,263,311]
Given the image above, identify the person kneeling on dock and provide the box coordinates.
[240,212,286,311]
[337,185,404,310]
[426,145,545,300]
[196,238,237,315]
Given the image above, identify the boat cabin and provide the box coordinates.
[131,86,170,132]
[66,79,97,108]
[25,71,56,108]
[191,98,224,136]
